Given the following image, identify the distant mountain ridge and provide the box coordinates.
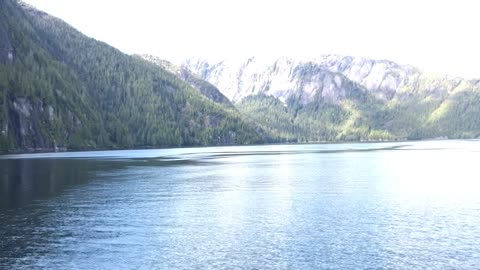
[183,56,477,104]
[183,56,480,141]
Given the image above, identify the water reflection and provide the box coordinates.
[0,159,105,208]
[1,141,480,269]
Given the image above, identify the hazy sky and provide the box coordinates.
[24,0,480,78]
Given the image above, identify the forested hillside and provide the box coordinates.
[185,57,480,142]
[0,0,263,152]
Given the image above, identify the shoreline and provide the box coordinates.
[1,137,475,157]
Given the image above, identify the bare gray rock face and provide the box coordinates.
[182,55,470,105]
[184,57,353,104]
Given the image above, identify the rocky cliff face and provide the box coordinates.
[183,56,480,141]
[7,98,74,151]
[183,56,474,104]
[309,55,419,100]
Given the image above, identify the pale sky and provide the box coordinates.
[23,0,480,78]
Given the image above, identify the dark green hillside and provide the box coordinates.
[0,0,262,152]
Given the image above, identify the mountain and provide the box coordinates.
[140,55,233,108]
[0,0,263,152]
[183,57,480,142]
[2,0,479,151]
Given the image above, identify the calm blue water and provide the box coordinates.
[1,141,480,269]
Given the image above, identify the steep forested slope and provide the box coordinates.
[0,0,262,152]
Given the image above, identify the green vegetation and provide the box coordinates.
[237,87,391,143]
[238,83,480,142]
[0,0,262,152]
[1,0,479,152]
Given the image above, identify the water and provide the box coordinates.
[1,141,480,269]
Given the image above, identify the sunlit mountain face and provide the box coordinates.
[183,56,480,142]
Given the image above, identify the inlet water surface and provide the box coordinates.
[1,141,480,269]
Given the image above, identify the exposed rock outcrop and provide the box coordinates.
[183,56,474,105]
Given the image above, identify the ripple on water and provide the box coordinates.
[1,141,480,269]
